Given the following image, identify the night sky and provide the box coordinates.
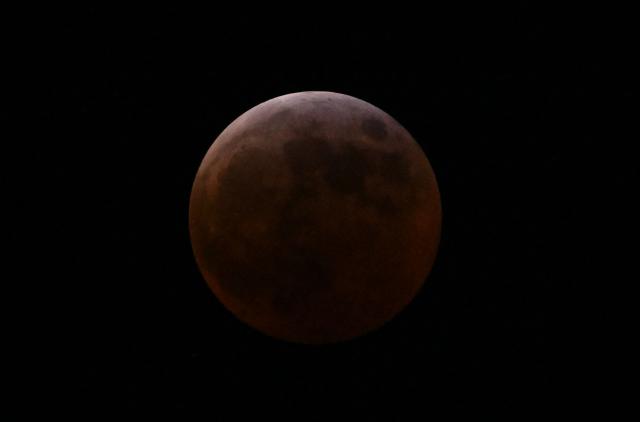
[20,5,632,417]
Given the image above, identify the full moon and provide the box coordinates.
[189,91,441,344]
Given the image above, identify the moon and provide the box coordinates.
[189,91,441,344]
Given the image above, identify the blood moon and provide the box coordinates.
[189,92,441,344]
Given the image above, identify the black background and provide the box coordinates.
[17,4,633,417]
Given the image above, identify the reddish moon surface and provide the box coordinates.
[189,91,441,344]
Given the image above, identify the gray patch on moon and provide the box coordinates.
[361,116,388,142]
[281,135,417,217]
